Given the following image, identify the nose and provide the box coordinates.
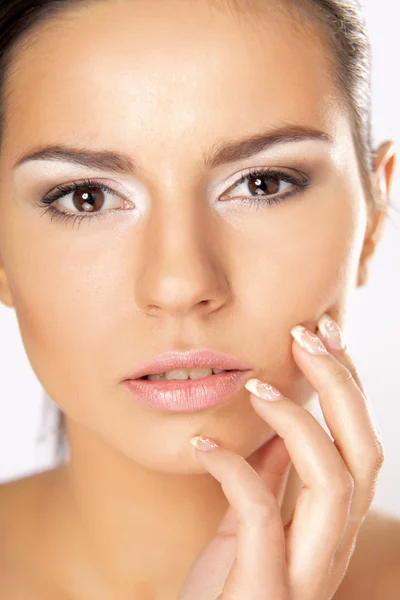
[135,201,229,319]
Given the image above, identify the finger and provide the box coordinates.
[190,438,291,599]
[244,381,353,598]
[314,314,385,570]
[282,321,384,597]
[315,318,384,456]
[315,313,360,384]
[291,321,384,523]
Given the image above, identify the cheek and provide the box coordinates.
[1,222,118,413]
[237,186,365,315]
[235,191,365,391]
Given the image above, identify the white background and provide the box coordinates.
[0,0,399,517]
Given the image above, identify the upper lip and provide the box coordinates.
[126,349,255,379]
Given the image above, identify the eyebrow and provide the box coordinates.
[13,124,333,174]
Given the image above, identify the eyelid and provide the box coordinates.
[42,176,132,201]
[41,179,119,206]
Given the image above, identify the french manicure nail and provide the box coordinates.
[245,378,284,401]
[190,436,219,451]
[290,325,329,355]
[317,314,346,350]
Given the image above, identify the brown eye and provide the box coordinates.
[220,170,291,201]
[71,186,106,213]
[42,179,123,215]
[39,178,133,227]
[219,168,309,207]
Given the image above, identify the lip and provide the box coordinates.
[123,369,255,413]
[125,349,254,380]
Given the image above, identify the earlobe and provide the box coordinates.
[356,140,396,288]
[356,202,388,288]
[0,290,14,309]
[0,262,15,308]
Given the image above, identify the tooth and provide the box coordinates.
[188,368,213,380]
[165,369,190,380]
[146,367,227,380]
[147,373,165,380]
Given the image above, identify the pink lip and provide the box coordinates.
[126,349,254,380]
[123,369,255,413]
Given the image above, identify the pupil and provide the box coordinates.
[73,188,104,212]
[249,175,279,196]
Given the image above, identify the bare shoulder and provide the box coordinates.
[0,467,58,527]
[335,508,400,600]
[0,468,61,596]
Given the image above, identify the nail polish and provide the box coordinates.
[245,378,284,401]
[317,314,346,350]
[190,436,219,451]
[290,325,328,355]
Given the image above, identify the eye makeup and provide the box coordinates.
[34,167,312,229]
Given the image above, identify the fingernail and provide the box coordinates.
[190,436,219,451]
[317,314,347,351]
[290,325,329,355]
[245,378,284,401]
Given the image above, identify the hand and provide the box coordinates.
[178,314,385,600]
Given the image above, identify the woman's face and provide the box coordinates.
[0,0,375,471]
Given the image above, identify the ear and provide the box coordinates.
[0,255,15,309]
[357,140,397,287]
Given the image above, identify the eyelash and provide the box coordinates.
[37,168,311,228]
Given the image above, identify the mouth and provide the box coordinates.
[124,368,254,413]
[126,348,254,381]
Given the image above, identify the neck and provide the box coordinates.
[40,420,304,599]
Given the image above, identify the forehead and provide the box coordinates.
[3,0,342,167]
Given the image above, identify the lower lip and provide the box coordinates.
[123,370,254,413]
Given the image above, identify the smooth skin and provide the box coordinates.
[0,1,399,599]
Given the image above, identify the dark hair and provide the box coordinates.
[0,0,391,463]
